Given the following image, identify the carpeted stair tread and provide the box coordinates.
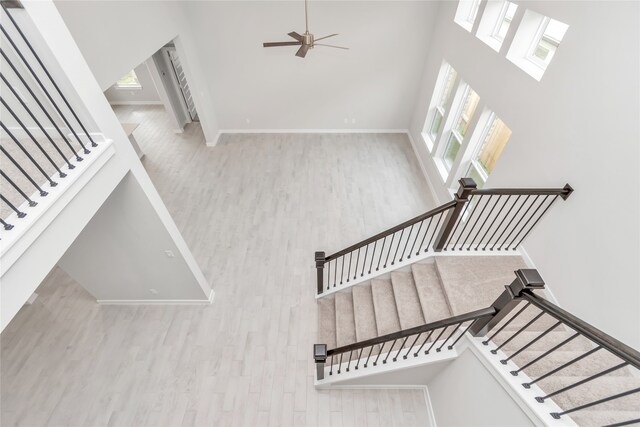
[371,278,401,337]
[570,410,640,427]
[352,283,378,343]
[510,349,629,379]
[335,291,357,348]
[412,262,452,323]
[435,255,527,315]
[536,375,640,413]
[318,295,337,350]
[390,271,425,330]
[492,330,593,353]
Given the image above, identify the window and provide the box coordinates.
[527,17,568,68]
[492,2,517,42]
[454,0,482,32]
[465,113,512,187]
[115,70,141,89]
[425,63,457,144]
[506,10,569,81]
[442,85,480,169]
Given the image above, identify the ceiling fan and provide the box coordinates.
[262,0,348,58]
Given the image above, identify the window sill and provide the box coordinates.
[454,19,473,33]
[421,131,434,152]
[506,54,545,81]
[114,85,143,91]
[433,157,450,183]
[477,33,503,53]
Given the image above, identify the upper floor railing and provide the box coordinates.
[315,177,573,294]
[314,269,640,425]
[0,1,98,231]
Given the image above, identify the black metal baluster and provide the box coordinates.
[353,248,360,280]
[355,349,363,370]
[490,312,545,354]
[486,195,521,250]
[426,327,448,354]
[417,216,434,254]
[468,195,501,250]
[448,322,475,350]
[0,48,82,162]
[437,323,462,352]
[364,345,375,368]
[408,220,424,259]
[459,195,492,250]
[523,346,601,389]
[444,200,473,250]
[505,195,549,249]
[368,241,377,274]
[511,333,579,376]
[549,387,640,420]
[483,302,531,345]
[384,233,395,268]
[0,72,74,170]
[1,122,57,187]
[404,333,422,359]
[0,218,14,230]
[391,228,404,265]
[393,337,409,361]
[361,244,368,277]
[500,321,561,365]
[453,196,483,250]
[383,339,397,363]
[0,193,26,218]
[337,353,343,374]
[1,97,66,178]
[2,6,98,147]
[498,196,537,250]
[376,236,386,271]
[426,213,444,251]
[0,143,48,197]
[340,255,345,285]
[327,260,331,290]
[511,196,559,249]
[536,362,629,403]
[415,330,435,356]
[400,224,415,262]
[333,258,337,288]
[0,169,36,207]
[346,351,353,372]
[0,24,90,154]
[480,195,510,250]
[492,195,530,250]
[373,341,386,366]
[329,355,333,375]
[346,252,353,282]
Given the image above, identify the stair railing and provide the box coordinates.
[0,2,97,232]
[315,269,640,426]
[315,178,573,295]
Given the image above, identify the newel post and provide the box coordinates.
[315,251,325,295]
[314,344,327,381]
[470,269,546,337]
[433,177,477,251]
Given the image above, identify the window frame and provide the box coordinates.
[439,84,479,173]
[423,62,458,152]
[526,16,561,69]
[490,1,516,42]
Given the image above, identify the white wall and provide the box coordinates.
[183,1,439,131]
[408,1,640,348]
[58,172,211,302]
[54,0,220,143]
[428,350,534,427]
[104,62,161,105]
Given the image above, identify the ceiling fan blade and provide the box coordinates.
[263,41,303,47]
[314,33,338,42]
[295,44,310,58]
[288,32,303,41]
[314,43,349,50]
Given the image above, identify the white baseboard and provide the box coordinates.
[217,128,408,134]
[108,101,163,106]
[97,289,215,305]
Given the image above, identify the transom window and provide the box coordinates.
[454,0,482,31]
[492,1,517,42]
[528,17,568,67]
[115,70,141,89]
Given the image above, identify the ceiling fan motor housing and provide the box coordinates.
[303,32,314,47]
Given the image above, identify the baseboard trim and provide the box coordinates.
[217,128,408,134]
[108,101,163,106]
[97,289,215,305]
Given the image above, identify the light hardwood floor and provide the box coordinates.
[1,105,438,426]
